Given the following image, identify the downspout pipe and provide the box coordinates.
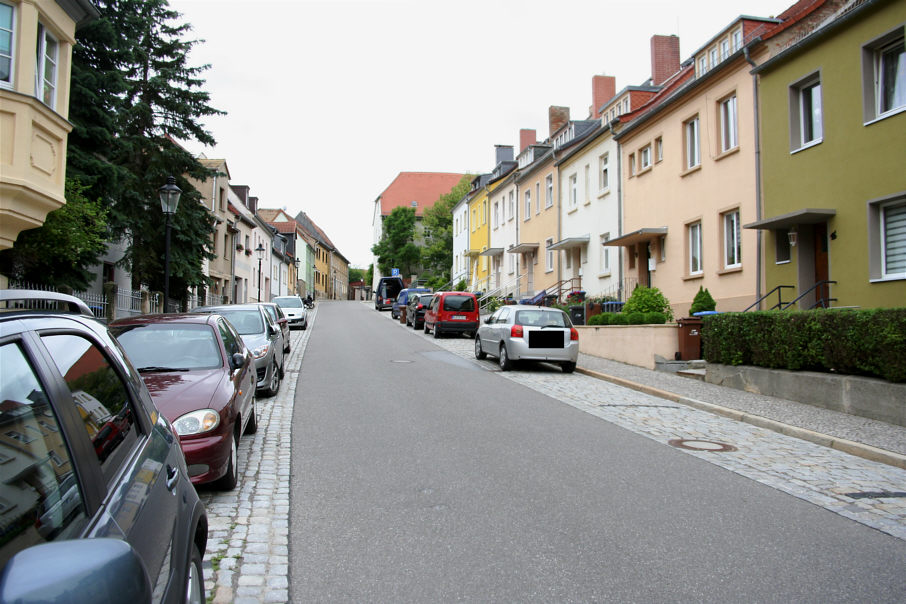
[745,45,763,309]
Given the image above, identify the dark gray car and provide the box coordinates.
[192,303,285,397]
[0,291,208,603]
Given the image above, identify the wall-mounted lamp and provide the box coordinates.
[830,230,837,240]
[787,226,798,247]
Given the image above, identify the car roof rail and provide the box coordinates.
[0,290,95,318]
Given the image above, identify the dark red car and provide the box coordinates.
[110,313,257,490]
[423,291,480,338]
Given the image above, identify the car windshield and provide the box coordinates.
[218,309,264,335]
[443,295,474,311]
[275,297,302,308]
[112,323,221,370]
[514,309,570,327]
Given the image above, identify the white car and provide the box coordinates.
[273,295,309,329]
[474,305,579,373]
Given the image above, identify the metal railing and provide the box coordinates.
[744,284,795,312]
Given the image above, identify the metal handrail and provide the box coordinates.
[744,284,795,312]
[781,280,837,310]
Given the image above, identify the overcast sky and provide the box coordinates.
[169,0,795,268]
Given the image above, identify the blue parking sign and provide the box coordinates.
[391,268,400,276]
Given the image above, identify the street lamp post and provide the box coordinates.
[158,176,182,313]
[256,242,266,302]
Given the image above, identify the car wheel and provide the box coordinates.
[433,325,441,338]
[474,336,486,360]
[561,361,577,374]
[184,545,205,604]
[424,322,430,334]
[245,396,258,435]
[265,361,281,397]
[214,432,239,490]
[499,343,514,371]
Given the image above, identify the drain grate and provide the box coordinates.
[844,491,906,500]
[668,439,738,452]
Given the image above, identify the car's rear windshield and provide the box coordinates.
[443,295,474,311]
[514,309,570,327]
[218,309,264,335]
[275,297,302,308]
[112,323,221,370]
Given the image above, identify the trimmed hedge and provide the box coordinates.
[586,311,668,326]
[701,308,906,383]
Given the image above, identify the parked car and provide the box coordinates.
[0,290,208,602]
[406,292,434,329]
[391,287,432,320]
[109,313,258,490]
[273,295,308,329]
[474,304,579,372]
[374,276,404,310]
[260,302,291,353]
[423,291,479,338]
[192,304,284,397]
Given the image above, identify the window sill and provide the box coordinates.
[545,269,554,274]
[567,207,578,215]
[717,265,742,275]
[775,260,791,265]
[597,272,612,279]
[864,105,906,126]
[597,188,610,199]
[683,272,704,281]
[714,146,740,162]
[870,275,906,283]
[681,164,702,178]
[791,138,822,155]
[583,200,592,207]
[637,165,653,176]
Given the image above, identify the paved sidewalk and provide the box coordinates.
[575,353,906,468]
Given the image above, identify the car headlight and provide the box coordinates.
[173,409,220,435]
[252,343,270,359]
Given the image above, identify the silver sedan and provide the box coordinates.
[474,304,579,373]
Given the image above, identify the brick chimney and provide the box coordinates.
[590,75,616,119]
[651,34,680,86]
[549,106,570,138]
[519,129,537,152]
[495,145,514,164]
[249,196,258,213]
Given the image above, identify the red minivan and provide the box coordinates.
[423,291,479,338]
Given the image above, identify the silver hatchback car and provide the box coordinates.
[474,305,579,373]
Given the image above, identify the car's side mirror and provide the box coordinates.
[485,317,494,324]
[231,352,246,370]
[0,539,152,603]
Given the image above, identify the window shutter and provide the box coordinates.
[884,203,906,274]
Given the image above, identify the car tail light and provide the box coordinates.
[570,327,579,341]
[511,325,524,338]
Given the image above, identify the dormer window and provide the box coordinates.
[732,29,743,52]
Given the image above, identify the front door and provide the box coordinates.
[813,223,829,305]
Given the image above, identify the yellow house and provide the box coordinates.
[0,0,98,256]
[466,174,491,291]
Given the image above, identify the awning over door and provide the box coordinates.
[744,209,836,230]
[604,227,667,247]
[548,235,590,251]
[479,247,504,256]
[509,242,539,254]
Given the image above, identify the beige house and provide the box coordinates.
[0,0,97,264]
[185,157,235,303]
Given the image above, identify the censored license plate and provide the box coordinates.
[452,315,466,320]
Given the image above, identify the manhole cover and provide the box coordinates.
[668,439,737,452]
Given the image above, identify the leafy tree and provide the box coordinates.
[67,0,223,294]
[0,180,108,290]
[371,207,420,277]
[420,174,472,283]
[348,267,365,283]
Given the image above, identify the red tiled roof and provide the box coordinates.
[377,172,465,217]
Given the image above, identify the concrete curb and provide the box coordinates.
[576,367,906,470]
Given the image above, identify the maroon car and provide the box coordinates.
[110,313,257,490]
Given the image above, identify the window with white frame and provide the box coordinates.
[698,56,708,76]
[36,23,59,107]
[599,153,609,191]
[869,196,906,280]
[508,190,515,221]
[545,175,553,208]
[629,153,636,176]
[720,94,738,151]
[535,183,541,214]
[493,201,499,229]
[862,30,906,122]
[639,145,652,170]
[584,165,590,202]
[655,136,663,162]
[472,208,476,231]
[720,39,730,61]
[482,200,487,225]
[723,210,741,268]
[684,116,701,169]
[688,221,703,275]
[790,74,822,150]
[732,29,743,52]
[709,47,719,68]
[524,190,531,220]
[0,2,14,87]
[545,238,554,271]
[508,252,515,275]
[568,174,577,208]
[600,233,611,273]
[623,98,629,113]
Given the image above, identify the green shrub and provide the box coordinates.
[587,313,609,326]
[643,311,668,324]
[610,313,629,325]
[486,297,503,312]
[454,279,467,291]
[701,308,906,382]
[689,286,716,315]
[625,312,645,324]
[622,286,674,321]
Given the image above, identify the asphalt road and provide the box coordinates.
[289,301,905,602]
